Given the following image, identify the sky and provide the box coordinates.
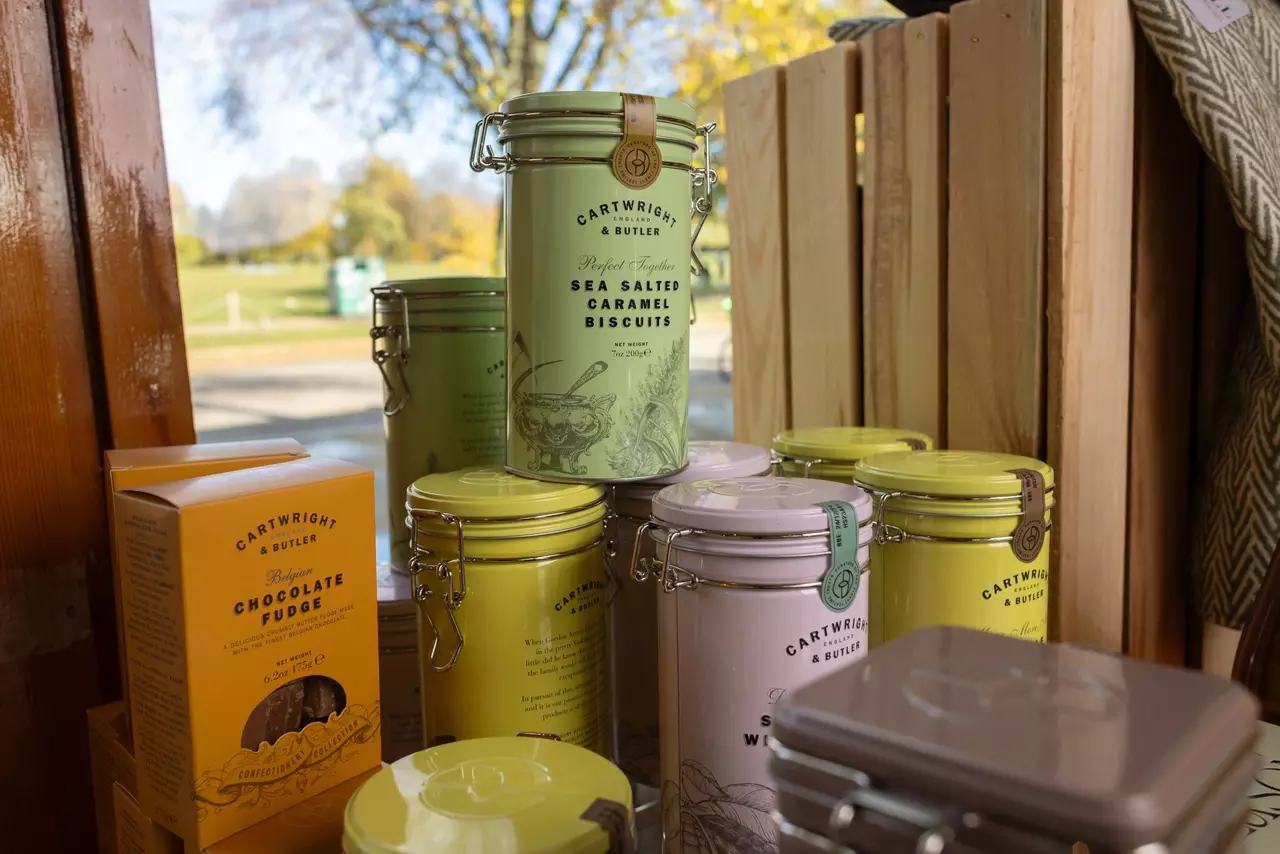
[150,0,488,212]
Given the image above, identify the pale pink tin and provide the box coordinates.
[607,442,772,791]
[634,476,872,851]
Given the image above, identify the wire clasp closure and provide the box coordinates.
[370,286,411,416]
[407,508,468,672]
[629,521,699,592]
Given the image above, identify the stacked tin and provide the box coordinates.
[361,82,1076,854]
[636,475,872,850]
[370,276,507,765]
[344,736,635,853]
[361,90,722,850]
[772,426,935,482]
[854,451,1053,648]
[608,444,772,762]
[769,626,1259,853]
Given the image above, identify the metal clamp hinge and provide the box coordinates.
[407,509,468,671]
[469,112,514,173]
[370,286,411,416]
[690,121,718,283]
[873,491,906,544]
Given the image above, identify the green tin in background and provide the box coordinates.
[371,277,506,569]
[472,91,716,482]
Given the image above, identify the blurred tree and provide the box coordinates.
[433,194,500,270]
[212,0,672,135]
[671,0,895,131]
[216,159,333,253]
[333,189,411,259]
[173,235,207,267]
[208,1,893,265]
[170,183,197,236]
[279,221,335,261]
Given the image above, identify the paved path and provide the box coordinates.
[192,324,734,562]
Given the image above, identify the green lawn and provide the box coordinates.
[179,260,728,351]
[178,261,459,328]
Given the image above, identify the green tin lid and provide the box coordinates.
[344,737,633,854]
[406,466,604,521]
[377,275,505,294]
[853,450,1055,498]
[371,276,505,330]
[773,426,935,463]
[501,90,696,125]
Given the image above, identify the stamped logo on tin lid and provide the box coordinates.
[902,665,1123,725]
[931,451,1005,466]
[707,478,811,497]
[686,441,729,465]
[420,757,552,817]
[458,470,526,487]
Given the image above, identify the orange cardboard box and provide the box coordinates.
[202,767,378,854]
[114,782,183,854]
[116,458,381,851]
[112,768,379,854]
[106,439,309,731]
[89,701,137,854]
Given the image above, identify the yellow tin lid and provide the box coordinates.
[853,450,1055,498]
[773,426,934,462]
[343,737,633,854]
[406,467,605,520]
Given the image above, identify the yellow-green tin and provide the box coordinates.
[853,450,1054,647]
[344,736,634,853]
[372,277,506,570]
[772,426,935,483]
[406,468,610,755]
[472,91,716,482]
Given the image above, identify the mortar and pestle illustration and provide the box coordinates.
[511,332,616,475]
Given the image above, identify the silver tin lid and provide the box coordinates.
[769,626,1259,849]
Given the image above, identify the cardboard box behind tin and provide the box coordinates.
[105,439,311,734]
[116,457,381,850]
[89,701,136,854]
[112,768,380,854]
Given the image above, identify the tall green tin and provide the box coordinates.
[371,277,506,569]
[471,91,716,483]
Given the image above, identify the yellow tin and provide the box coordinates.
[772,426,935,482]
[344,736,635,854]
[406,468,610,755]
[853,450,1054,647]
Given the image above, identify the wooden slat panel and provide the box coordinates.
[54,0,196,700]
[1046,0,1135,651]
[862,15,949,442]
[725,67,791,446]
[0,1,107,848]
[947,0,1046,456]
[785,44,862,428]
[1126,40,1200,666]
[54,0,195,451]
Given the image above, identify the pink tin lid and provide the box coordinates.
[652,476,870,535]
[643,440,773,488]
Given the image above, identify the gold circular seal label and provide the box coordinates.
[611,139,662,190]
[1005,467,1047,564]
[1011,518,1045,563]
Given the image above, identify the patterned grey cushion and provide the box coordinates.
[828,18,902,43]
[1133,0,1280,628]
